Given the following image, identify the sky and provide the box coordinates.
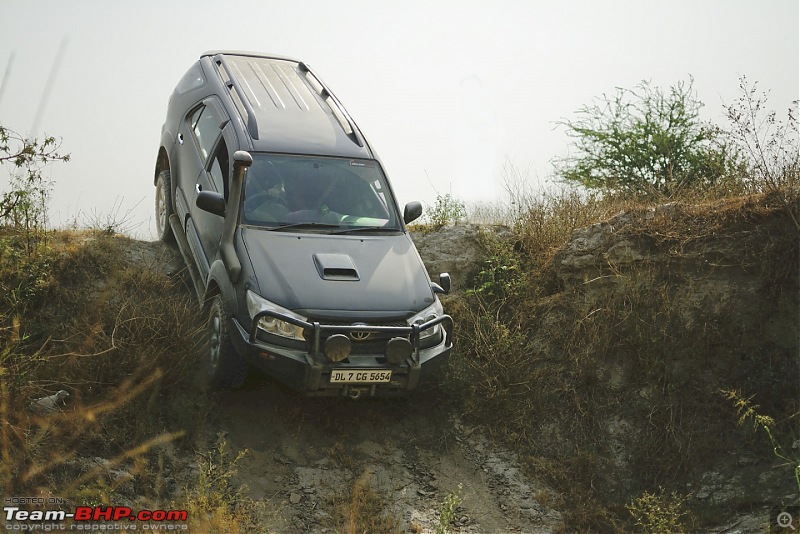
[0,0,797,239]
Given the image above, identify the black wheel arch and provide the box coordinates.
[204,260,238,315]
[154,148,171,186]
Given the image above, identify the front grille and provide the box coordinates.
[319,322,406,354]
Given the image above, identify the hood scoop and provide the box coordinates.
[313,253,360,281]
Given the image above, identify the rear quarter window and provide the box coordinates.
[175,64,205,95]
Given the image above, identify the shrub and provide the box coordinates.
[724,76,800,228]
[626,488,692,533]
[0,124,70,236]
[425,193,466,227]
[554,79,743,197]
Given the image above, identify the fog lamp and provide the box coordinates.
[325,334,351,362]
[385,337,412,364]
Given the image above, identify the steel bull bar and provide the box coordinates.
[247,311,454,394]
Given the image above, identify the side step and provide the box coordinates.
[169,214,205,305]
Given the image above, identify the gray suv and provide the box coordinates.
[153,51,452,398]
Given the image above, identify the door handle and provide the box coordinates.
[196,183,202,194]
[178,133,184,145]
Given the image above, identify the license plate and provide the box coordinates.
[330,369,392,384]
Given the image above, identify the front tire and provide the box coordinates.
[199,295,249,389]
[155,170,175,244]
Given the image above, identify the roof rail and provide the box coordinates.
[213,54,260,140]
[298,62,365,148]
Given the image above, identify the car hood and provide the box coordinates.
[240,228,435,320]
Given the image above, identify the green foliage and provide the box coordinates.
[426,193,466,227]
[0,124,70,232]
[555,79,742,197]
[722,389,800,494]
[626,488,692,533]
[0,236,54,312]
[467,249,521,302]
[192,438,249,512]
[435,483,463,534]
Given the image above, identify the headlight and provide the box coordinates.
[407,299,444,340]
[246,290,307,341]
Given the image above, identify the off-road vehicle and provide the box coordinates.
[153,51,453,397]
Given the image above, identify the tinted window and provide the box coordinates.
[208,140,229,197]
[175,64,205,95]
[189,105,221,162]
[242,154,399,230]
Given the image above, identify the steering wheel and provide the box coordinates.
[244,192,273,214]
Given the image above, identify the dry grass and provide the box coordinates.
[182,437,264,533]
[328,467,403,534]
[1,179,796,532]
[0,230,254,521]
[442,185,799,531]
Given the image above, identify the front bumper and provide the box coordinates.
[229,311,454,397]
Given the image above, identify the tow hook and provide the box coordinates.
[348,387,362,400]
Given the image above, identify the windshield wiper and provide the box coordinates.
[330,226,398,235]
[265,222,342,232]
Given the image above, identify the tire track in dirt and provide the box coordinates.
[202,373,562,533]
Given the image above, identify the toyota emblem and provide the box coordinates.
[350,330,372,341]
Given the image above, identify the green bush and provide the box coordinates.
[425,193,466,227]
[0,125,70,235]
[626,488,692,533]
[554,79,743,197]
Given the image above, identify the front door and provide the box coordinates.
[192,136,229,272]
[175,97,230,277]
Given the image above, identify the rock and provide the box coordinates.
[29,390,70,415]
[410,224,496,291]
[289,492,302,505]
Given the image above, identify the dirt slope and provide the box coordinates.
[33,194,790,533]
[171,195,796,533]
[142,235,563,533]
[202,376,561,533]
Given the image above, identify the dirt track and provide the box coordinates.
[137,237,560,533]
[199,373,561,533]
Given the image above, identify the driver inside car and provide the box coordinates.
[244,160,290,223]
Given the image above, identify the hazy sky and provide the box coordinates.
[1,1,797,238]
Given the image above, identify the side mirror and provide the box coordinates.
[432,272,451,294]
[196,191,226,217]
[439,273,451,294]
[403,201,423,224]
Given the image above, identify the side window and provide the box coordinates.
[207,140,230,198]
[175,64,205,95]
[188,105,222,162]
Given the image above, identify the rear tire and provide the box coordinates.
[199,295,249,389]
[155,170,175,244]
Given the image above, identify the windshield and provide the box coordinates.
[241,154,400,231]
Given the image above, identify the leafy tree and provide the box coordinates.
[554,79,741,197]
[0,124,69,230]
